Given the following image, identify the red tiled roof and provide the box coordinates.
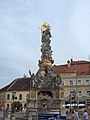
[1,60,90,92]
[53,60,90,76]
[0,77,31,92]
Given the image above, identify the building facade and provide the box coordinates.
[0,78,30,110]
[53,59,90,109]
[0,59,90,111]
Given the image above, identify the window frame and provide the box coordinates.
[78,91,82,97]
[19,94,22,100]
[86,91,90,97]
[77,80,81,85]
[69,80,73,86]
[7,94,10,100]
[86,80,90,85]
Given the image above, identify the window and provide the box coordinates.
[86,80,90,85]
[70,80,73,85]
[70,91,74,96]
[6,104,9,110]
[7,94,10,100]
[19,94,22,100]
[86,91,90,97]
[78,91,82,97]
[77,80,81,85]
[12,92,16,100]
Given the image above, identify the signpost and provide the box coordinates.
[38,114,66,120]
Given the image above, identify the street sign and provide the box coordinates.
[38,114,66,120]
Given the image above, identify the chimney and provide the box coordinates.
[67,60,71,68]
[71,58,73,63]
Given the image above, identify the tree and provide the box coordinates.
[12,101,22,111]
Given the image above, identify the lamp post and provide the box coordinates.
[10,91,16,120]
[69,90,76,114]
[12,91,16,112]
[68,94,71,114]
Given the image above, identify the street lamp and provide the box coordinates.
[12,91,16,112]
[10,91,16,120]
[69,90,76,113]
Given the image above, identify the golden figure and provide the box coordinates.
[41,59,52,68]
[39,22,50,32]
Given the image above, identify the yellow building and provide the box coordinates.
[0,78,30,110]
[53,59,90,108]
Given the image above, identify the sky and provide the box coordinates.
[0,0,90,88]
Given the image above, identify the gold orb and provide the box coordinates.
[42,22,49,28]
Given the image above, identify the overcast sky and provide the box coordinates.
[0,0,90,88]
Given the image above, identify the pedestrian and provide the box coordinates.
[83,109,88,120]
[71,111,76,120]
[66,110,69,120]
[74,109,78,120]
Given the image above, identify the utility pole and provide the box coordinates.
[75,62,79,110]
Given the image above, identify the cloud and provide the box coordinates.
[0,0,90,88]
[70,0,90,43]
[67,0,90,58]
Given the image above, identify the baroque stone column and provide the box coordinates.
[26,23,64,119]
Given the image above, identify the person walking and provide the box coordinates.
[71,111,76,120]
[83,109,88,120]
[74,109,78,120]
[66,111,69,120]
